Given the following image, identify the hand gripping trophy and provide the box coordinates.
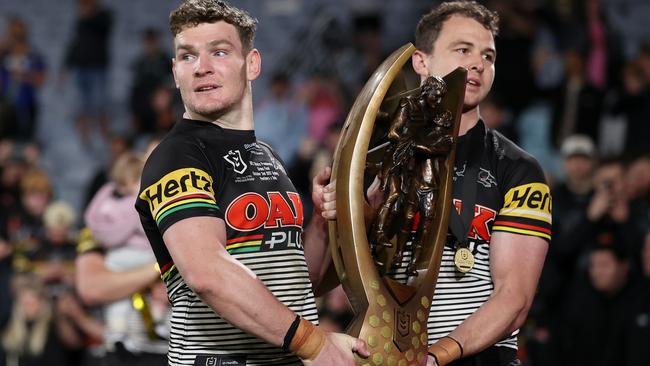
[328,44,466,365]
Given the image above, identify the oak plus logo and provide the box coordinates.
[225,192,305,253]
[224,150,248,174]
[225,191,304,231]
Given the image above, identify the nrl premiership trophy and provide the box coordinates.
[328,43,466,366]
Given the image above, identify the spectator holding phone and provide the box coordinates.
[563,158,648,273]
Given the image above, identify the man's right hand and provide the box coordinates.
[302,332,369,366]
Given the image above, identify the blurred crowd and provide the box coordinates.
[0,0,648,365]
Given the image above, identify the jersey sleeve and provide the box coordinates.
[137,137,221,234]
[76,227,104,255]
[493,154,552,243]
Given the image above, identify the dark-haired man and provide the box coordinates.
[410,2,550,365]
[318,2,551,365]
[135,1,367,365]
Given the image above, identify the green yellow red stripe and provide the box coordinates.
[229,246,261,254]
[492,225,551,241]
[153,192,216,220]
[227,234,264,244]
[161,264,177,282]
[160,261,174,274]
[156,202,219,225]
[493,221,551,235]
[226,234,263,254]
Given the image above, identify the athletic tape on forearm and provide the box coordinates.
[289,318,326,360]
[428,336,463,366]
[282,315,301,350]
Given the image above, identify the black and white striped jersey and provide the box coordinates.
[427,120,551,350]
[136,119,317,366]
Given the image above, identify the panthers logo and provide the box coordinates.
[224,150,248,174]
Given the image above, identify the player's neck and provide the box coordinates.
[184,87,255,130]
[216,103,254,131]
[230,85,255,130]
[458,106,480,136]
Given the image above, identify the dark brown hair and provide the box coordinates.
[415,1,499,53]
[170,0,258,52]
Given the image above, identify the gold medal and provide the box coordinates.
[454,247,474,273]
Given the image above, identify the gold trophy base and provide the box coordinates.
[350,279,431,366]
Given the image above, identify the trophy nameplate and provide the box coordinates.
[328,43,466,366]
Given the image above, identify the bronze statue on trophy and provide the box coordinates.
[371,76,455,275]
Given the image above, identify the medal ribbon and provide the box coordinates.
[448,121,485,252]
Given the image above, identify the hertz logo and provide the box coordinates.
[140,168,214,216]
[500,183,551,224]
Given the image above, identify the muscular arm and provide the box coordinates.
[165,216,368,364]
[445,232,548,357]
[303,168,337,293]
[163,216,296,347]
[303,212,333,294]
[75,252,159,306]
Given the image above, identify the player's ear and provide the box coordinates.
[412,50,430,78]
[246,49,261,81]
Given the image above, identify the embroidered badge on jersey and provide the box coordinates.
[223,150,248,174]
[228,142,287,184]
[477,168,497,188]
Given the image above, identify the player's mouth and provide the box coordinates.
[195,84,220,92]
[466,78,481,88]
